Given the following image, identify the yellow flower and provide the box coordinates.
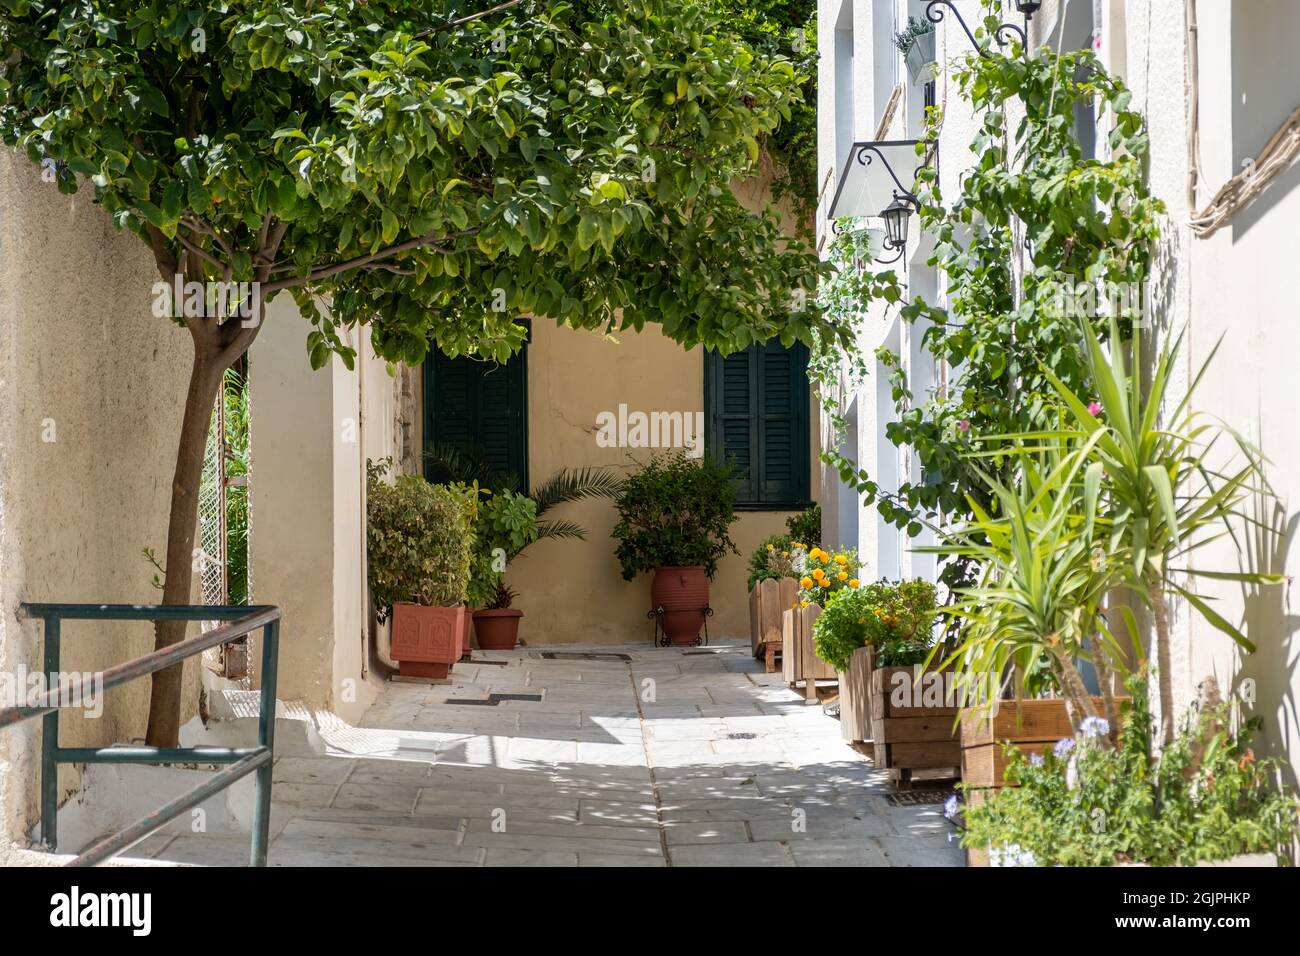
[837,571,848,581]
[767,543,775,551]
[800,600,809,608]
[800,576,814,589]
[849,578,860,588]
[834,554,848,566]
[791,542,806,551]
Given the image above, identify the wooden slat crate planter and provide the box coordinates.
[959,696,1129,788]
[782,603,835,701]
[959,696,1127,867]
[867,646,961,787]
[749,577,797,673]
[837,645,873,743]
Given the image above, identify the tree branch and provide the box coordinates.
[262,229,475,293]
[417,0,526,38]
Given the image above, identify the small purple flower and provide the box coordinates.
[1087,400,1103,416]
[943,794,960,820]
[1028,752,1044,766]
[957,419,971,433]
[1080,716,1110,739]
[1053,737,1076,759]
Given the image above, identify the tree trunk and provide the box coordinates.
[1089,634,1121,749]
[1147,578,1176,748]
[1048,646,1100,732]
[144,347,226,747]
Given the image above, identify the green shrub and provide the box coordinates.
[957,678,1300,866]
[366,460,476,620]
[747,534,795,591]
[785,504,821,547]
[812,579,938,672]
[465,487,538,608]
[611,453,738,580]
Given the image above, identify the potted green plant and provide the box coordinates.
[466,487,538,651]
[814,579,958,783]
[612,453,738,645]
[423,449,621,649]
[366,460,476,679]
[895,15,936,84]
[952,678,1299,867]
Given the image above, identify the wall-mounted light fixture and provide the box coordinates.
[827,141,931,264]
[925,0,1039,58]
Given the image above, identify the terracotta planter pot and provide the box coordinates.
[390,603,466,679]
[473,609,523,650]
[651,565,709,645]
[459,608,474,660]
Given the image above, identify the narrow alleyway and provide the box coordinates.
[131,640,962,866]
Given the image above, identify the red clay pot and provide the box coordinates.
[391,603,466,679]
[650,566,709,645]
[473,609,524,650]
[460,609,474,660]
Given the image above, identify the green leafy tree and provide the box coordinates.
[0,0,841,744]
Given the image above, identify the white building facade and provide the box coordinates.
[815,0,1300,789]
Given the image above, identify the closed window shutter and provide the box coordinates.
[713,349,758,502]
[425,349,529,491]
[706,340,809,508]
[758,343,807,504]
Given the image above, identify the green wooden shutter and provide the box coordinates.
[705,340,809,508]
[424,348,529,491]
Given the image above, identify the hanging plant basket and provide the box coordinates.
[905,29,937,84]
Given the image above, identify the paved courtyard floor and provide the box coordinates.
[134,640,963,866]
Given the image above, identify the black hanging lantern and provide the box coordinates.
[1015,1,1042,15]
[882,199,911,251]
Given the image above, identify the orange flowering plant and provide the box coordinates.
[812,578,938,672]
[795,546,861,607]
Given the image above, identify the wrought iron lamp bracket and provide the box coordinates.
[925,1,1029,59]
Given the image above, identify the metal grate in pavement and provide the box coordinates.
[885,789,957,807]
[537,651,632,662]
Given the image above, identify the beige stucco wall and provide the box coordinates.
[0,151,195,840]
[248,303,386,723]
[1116,0,1300,789]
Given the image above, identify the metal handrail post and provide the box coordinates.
[251,618,280,866]
[40,611,60,850]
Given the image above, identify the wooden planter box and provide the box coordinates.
[959,696,1128,788]
[749,577,797,673]
[837,645,874,744]
[960,695,1127,867]
[782,603,835,701]
[868,646,961,787]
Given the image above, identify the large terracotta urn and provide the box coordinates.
[650,566,709,646]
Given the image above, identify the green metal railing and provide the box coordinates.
[0,603,281,866]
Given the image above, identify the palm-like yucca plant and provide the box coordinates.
[925,432,1132,738]
[421,444,620,556]
[526,466,624,553]
[1041,317,1283,745]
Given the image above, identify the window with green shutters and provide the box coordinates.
[423,344,529,492]
[704,340,811,510]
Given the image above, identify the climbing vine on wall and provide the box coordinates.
[817,33,1164,591]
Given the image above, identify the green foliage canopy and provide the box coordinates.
[0,0,840,367]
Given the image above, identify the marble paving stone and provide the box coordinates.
[108,639,965,867]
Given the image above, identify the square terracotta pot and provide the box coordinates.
[391,603,466,679]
